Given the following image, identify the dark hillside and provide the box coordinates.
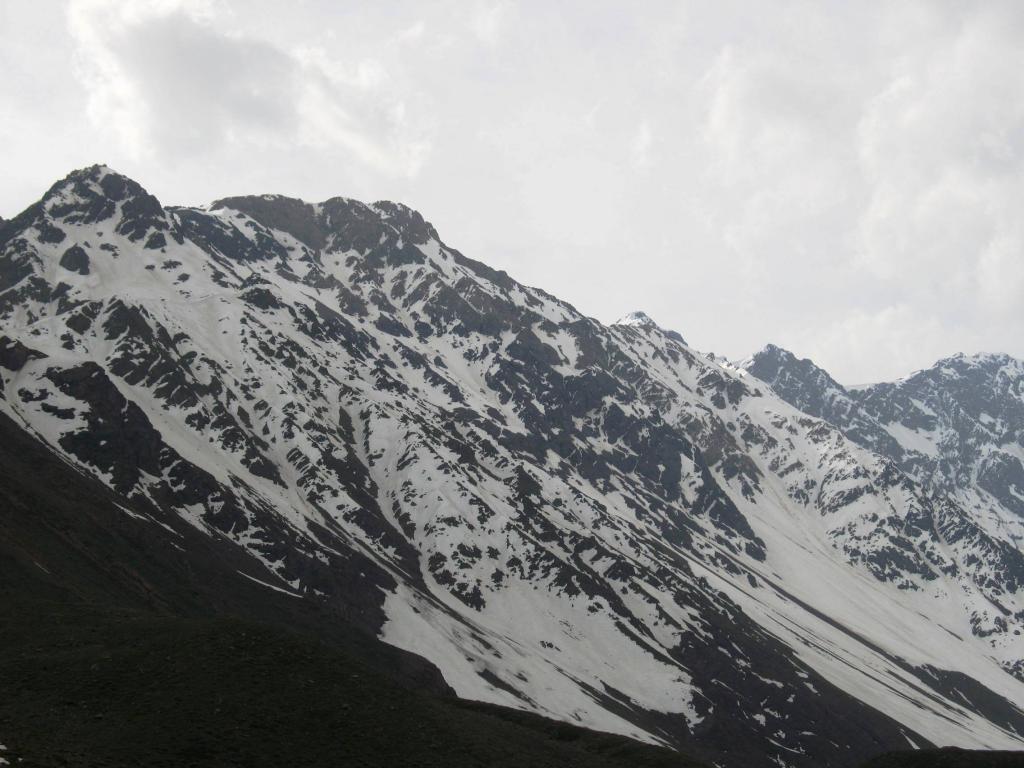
[860,748,1024,768]
[0,411,704,767]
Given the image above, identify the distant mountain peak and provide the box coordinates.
[209,192,439,252]
[743,343,845,394]
[614,310,658,328]
[756,342,793,359]
[0,163,176,251]
[44,164,148,207]
[933,351,1022,373]
[747,342,1024,557]
[612,311,686,343]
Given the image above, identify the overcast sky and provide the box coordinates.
[3,1,1023,383]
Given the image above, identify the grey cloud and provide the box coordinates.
[116,12,297,154]
[67,0,430,175]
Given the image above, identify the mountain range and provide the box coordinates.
[2,165,1023,767]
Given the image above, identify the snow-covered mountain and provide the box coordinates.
[3,166,1024,768]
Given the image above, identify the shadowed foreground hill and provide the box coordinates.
[0,410,702,768]
[861,748,1024,768]
[0,604,698,768]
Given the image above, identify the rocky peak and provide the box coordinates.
[743,344,906,464]
[211,194,326,250]
[929,352,1024,387]
[859,352,1024,426]
[614,310,657,328]
[612,311,686,344]
[747,343,1024,548]
[4,164,178,251]
[211,193,440,255]
[744,344,845,399]
[370,200,439,245]
[44,165,154,216]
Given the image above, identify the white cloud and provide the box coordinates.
[793,305,972,385]
[470,0,511,46]
[629,120,653,169]
[855,9,1024,288]
[66,0,431,176]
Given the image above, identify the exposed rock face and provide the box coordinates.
[746,346,1024,672]
[3,165,1024,767]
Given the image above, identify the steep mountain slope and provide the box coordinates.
[2,166,1024,767]
[856,354,1024,542]
[0,409,699,768]
[745,347,1024,544]
[744,347,1024,672]
[738,344,903,458]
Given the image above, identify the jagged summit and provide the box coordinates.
[745,343,1024,553]
[612,311,686,344]
[741,344,848,398]
[0,164,176,252]
[931,351,1024,376]
[209,191,439,254]
[43,164,152,209]
[743,343,843,387]
[614,310,658,328]
[744,343,814,367]
[745,346,1024,396]
[756,342,796,360]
